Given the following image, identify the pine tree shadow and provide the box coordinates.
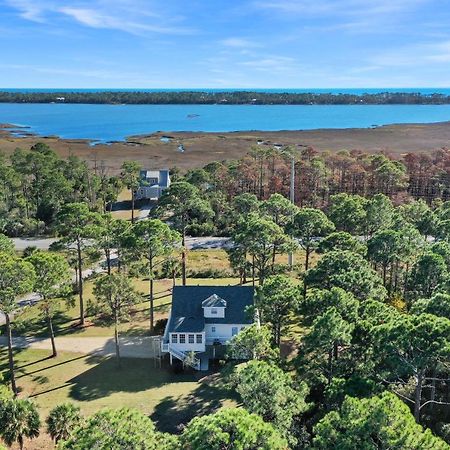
[67,356,203,402]
[4,310,74,338]
[151,368,238,433]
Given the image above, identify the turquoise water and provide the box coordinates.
[1,103,450,142]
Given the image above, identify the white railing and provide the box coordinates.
[167,345,200,370]
[205,336,229,345]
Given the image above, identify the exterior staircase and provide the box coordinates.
[163,344,200,370]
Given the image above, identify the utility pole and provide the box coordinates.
[288,155,295,269]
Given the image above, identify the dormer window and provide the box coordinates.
[202,294,227,318]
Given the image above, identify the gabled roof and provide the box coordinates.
[139,169,170,188]
[202,294,227,308]
[167,286,255,334]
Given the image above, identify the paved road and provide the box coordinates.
[137,204,152,220]
[12,237,58,251]
[0,335,160,359]
[186,236,232,250]
[13,236,232,251]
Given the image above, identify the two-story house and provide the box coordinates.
[161,285,256,370]
[135,169,170,201]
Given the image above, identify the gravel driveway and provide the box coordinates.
[0,335,161,359]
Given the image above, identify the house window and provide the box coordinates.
[211,326,216,333]
[196,334,202,344]
[148,177,158,184]
[211,308,218,314]
[171,334,178,344]
[179,334,186,344]
[188,334,195,344]
[232,327,238,336]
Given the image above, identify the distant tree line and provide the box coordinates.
[1,90,450,104]
[194,146,450,214]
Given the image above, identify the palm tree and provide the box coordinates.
[46,403,81,443]
[0,398,40,450]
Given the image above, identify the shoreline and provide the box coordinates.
[1,121,450,172]
[3,119,450,143]
[2,90,450,105]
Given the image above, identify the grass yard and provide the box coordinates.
[1,347,237,449]
[110,209,140,220]
[117,187,131,202]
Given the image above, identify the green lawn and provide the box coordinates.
[1,347,237,448]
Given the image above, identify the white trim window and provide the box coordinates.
[211,308,218,314]
[232,327,238,336]
[196,334,202,344]
[171,334,178,344]
[211,326,216,333]
[179,334,186,344]
[188,334,195,344]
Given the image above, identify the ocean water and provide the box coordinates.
[0,102,450,142]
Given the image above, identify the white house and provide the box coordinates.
[135,169,170,201]
[161,286,256,370]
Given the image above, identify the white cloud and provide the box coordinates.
[370,39,450,67]
[5,0,195,35]
[5,0,46,22]
[238,55,301,74]
[253,0,428,17]
[250,0,432,36]
[59,7,104,27]
[220,37,261,48]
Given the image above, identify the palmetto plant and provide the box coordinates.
[46,403,81,443]
[0,398,40,450]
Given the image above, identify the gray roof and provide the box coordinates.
[202,294,227,308]
[167,286,255,334]
[139,169,170,188]
[170,316,204,333]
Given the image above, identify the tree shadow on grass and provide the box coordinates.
[67,357,203,403]
[16,354,87,379]
[0,346,28,385]
[151,369,238,434]
[4,310,74,338]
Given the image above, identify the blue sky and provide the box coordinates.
[1,0,450,88]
